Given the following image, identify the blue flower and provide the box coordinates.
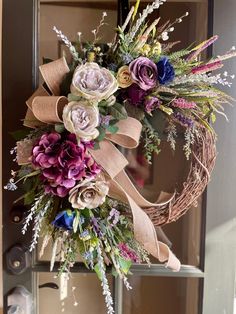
[156,57,175,85]
[52,210,75,230]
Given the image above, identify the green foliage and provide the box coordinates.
[54,124,65,133]
[168,48,191,61]
[109,102,128,120]
[10,128,30,141]
[142,117,161,164]
[118,257,132,275]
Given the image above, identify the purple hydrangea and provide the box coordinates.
[32,132,101,197]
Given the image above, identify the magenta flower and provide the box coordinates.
[129,57,158,91]
[31,132,101,197]
[118,243,140,263]
[144,96,162,114]
[126,84,147,106]
[32,133,61,168]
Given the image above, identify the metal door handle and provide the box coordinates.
[39,282,59,289]
[7,286,33,314]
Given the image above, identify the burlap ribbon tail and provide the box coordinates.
[25,57,181,271]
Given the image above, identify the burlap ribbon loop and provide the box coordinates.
[32,96,67,124]
[106,117,142,148]
[39,57,70,96]
[24,57,181,272]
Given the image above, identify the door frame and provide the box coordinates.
[2,0,213,313]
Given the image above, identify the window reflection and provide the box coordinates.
[124,277,199,314]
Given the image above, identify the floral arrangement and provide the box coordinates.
[5,0,236,312]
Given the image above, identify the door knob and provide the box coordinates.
[7,286,33,314]
[6,245,31,275]
[10,205,27,224]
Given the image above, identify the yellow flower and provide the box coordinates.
[152,42,162,56]
[87,51,96,62]
[140,44,151,56]
[117,65,133,88]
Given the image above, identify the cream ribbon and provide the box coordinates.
[25,57,181,271]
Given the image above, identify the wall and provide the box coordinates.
[203,0,236,313]
[0,0,3,310]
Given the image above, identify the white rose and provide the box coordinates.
[71,62,118,102]
[62,100,99,141]
[69,177,109,209]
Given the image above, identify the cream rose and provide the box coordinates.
[69,177,109,209]
[62,100,99,141]
[71,62,118,102]
[117,65,133,88]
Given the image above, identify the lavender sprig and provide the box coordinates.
[53,26,80,62]
[22,195,45,235]
[29,198,52,252]
[97,244,114,314]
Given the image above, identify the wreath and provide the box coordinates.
[5,1,235,312]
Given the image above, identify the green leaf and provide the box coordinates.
[67,93,82,102]
[211,113,216,123]
[109,102,128,120]
[118,257,132,275]
[106,125,119,134]
[55,124,65,133]
[109,119,119,126]
[93,142,101,150]
[10,129,29,141]
[94,263,102,281]
[96,127,106,142]
[112,267,118,278]
[24,190,36,205]
[66,209,73,216]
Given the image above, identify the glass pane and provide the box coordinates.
[123,276,199,314]
[38,272,113,314]
[40,1,117,66]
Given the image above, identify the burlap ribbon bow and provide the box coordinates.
[25,57,181,271]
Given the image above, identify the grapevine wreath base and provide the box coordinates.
[145,125,217,226]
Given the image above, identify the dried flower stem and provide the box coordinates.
[97,244,114,314]
[53,26,80,61]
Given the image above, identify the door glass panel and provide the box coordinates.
[40,1,117,66]
[123,277,199,314]
[38,272,113,314]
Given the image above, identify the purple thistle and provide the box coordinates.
[187,35,219,61]
[172,98,196,109]
[191,60,223,75]
[174,112,194,128]
[118,243,140,263]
